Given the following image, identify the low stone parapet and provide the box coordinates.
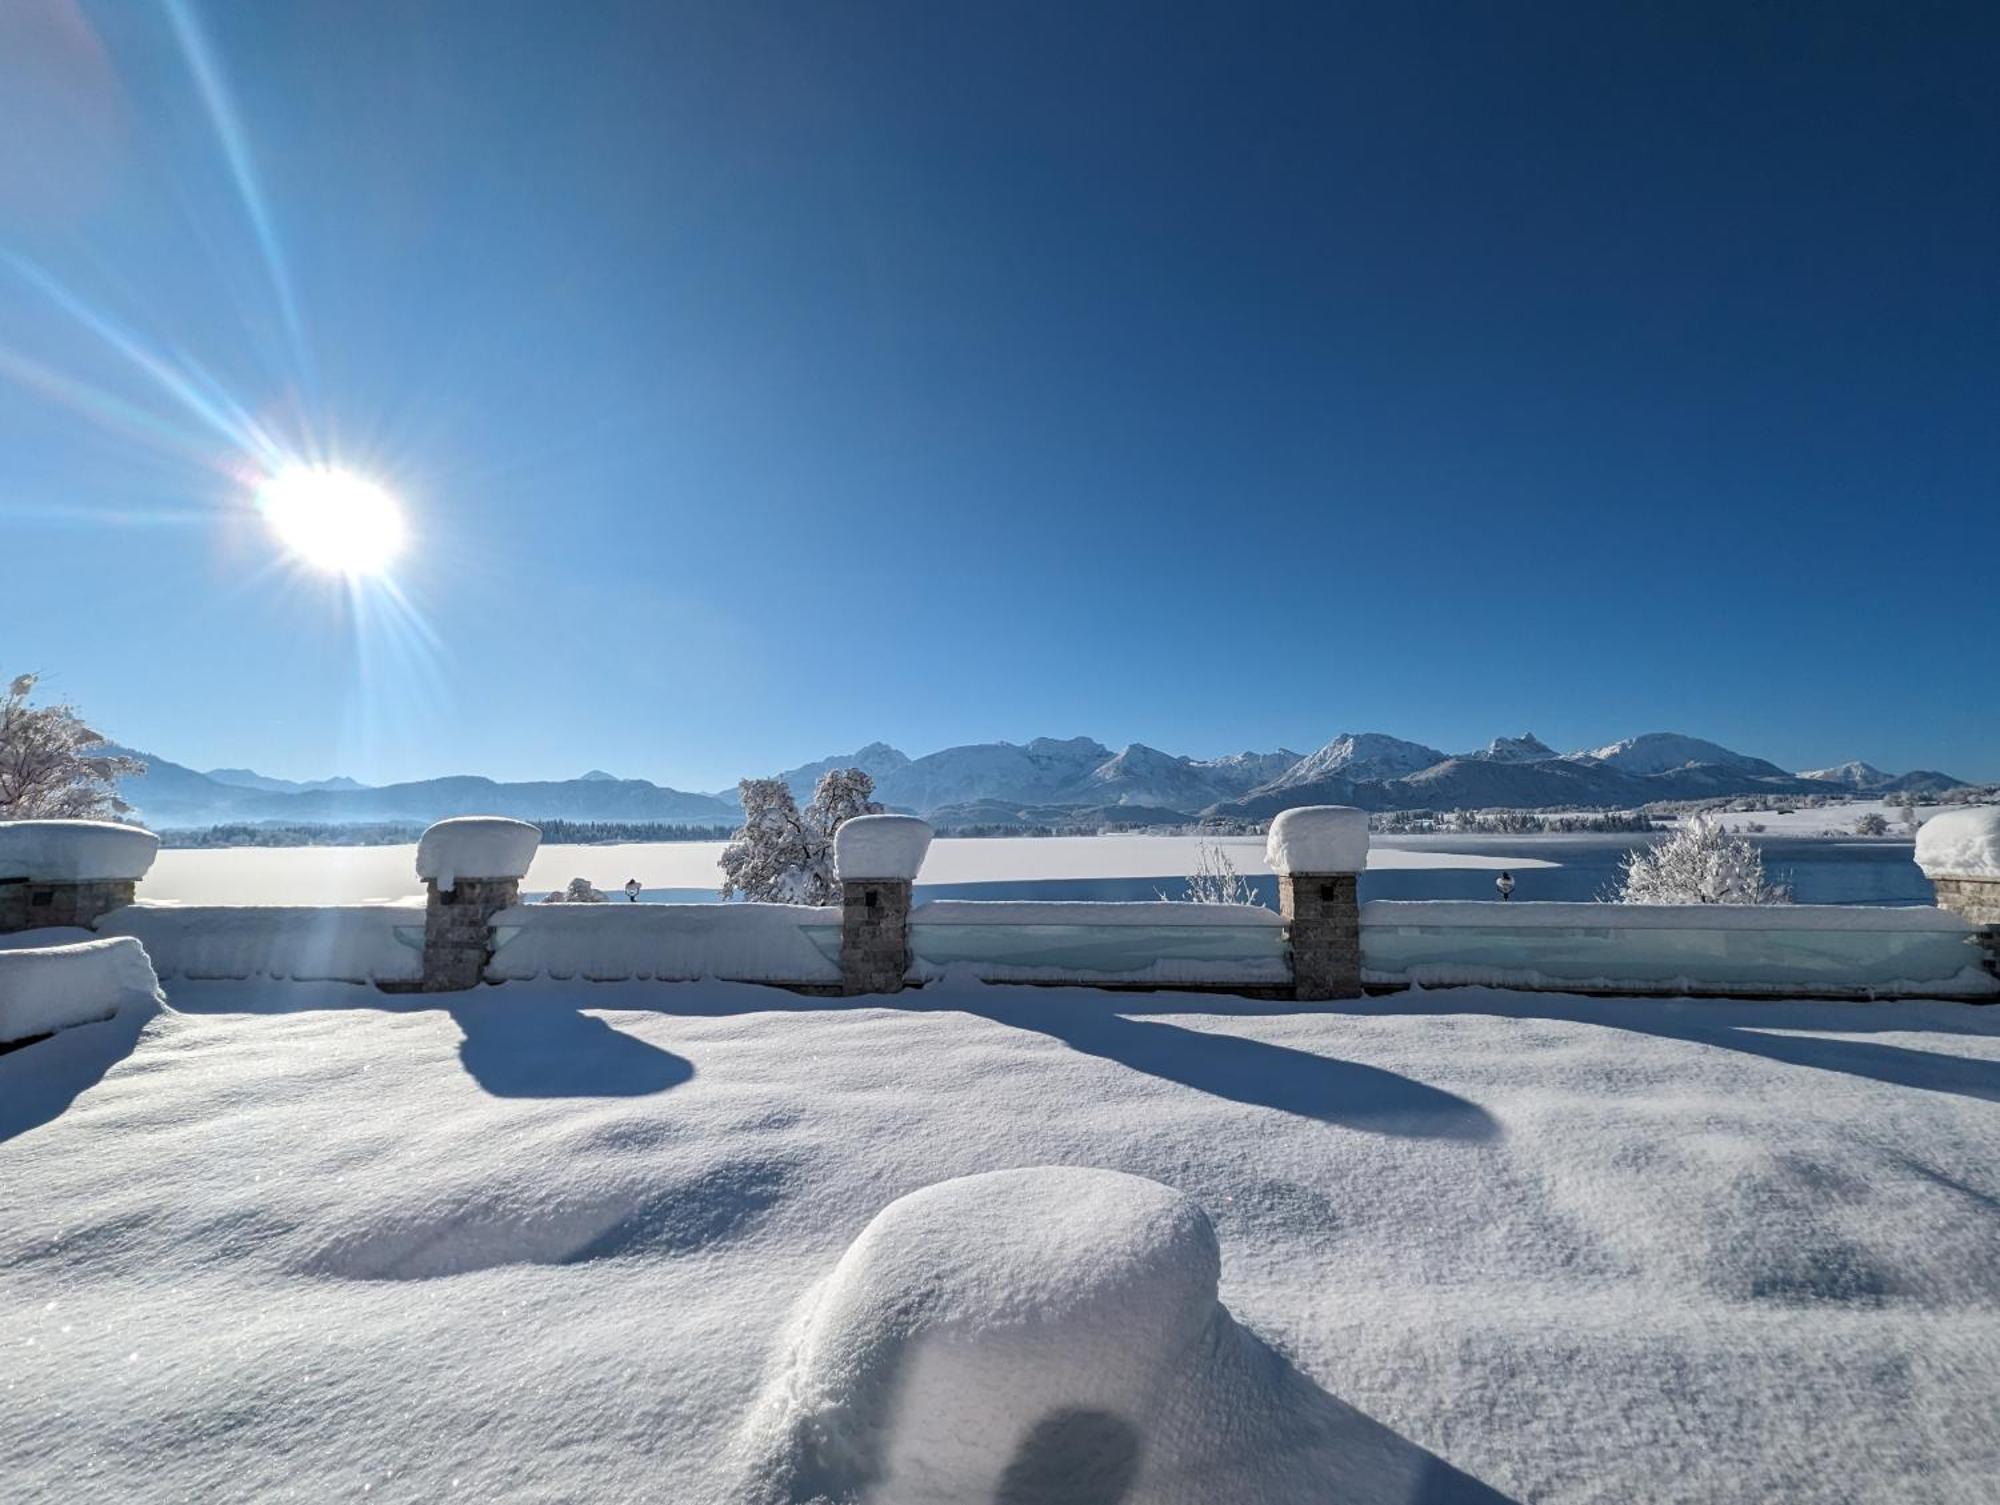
[0,820,158,933]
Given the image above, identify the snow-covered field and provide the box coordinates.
[140,835,1556,905]
[5,979,1997,1501]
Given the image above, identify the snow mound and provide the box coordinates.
[1264,805,1368,874]
[833,814,933,881]
[742,1165,1369,1503]
[0,936,163,1044]
[0,819,158,882]
[413,817,541,892]
[1916,807,2000,879]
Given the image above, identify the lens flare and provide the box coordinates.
[256,465,406,577]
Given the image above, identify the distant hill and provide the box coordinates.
[105,726,1973,832]
[113,749,731,828]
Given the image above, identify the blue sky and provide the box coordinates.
[3,0,1995,789]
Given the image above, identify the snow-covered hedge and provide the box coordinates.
[0,819,158,882]
[0,936,162,1043]
[1359,900,1998,997]
[486,902,840,984]
[1915,806,2000,880]
[1264,805,1368,875]
[414,817,541,892]
[909,899,1287,985]
[832,814,932,881]
[96,903,424,984]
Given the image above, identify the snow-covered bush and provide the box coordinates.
[1615,814,1789,905]
[0,674,142,819]
[720,767,882,905]
[1165,840,1261,905]
[1854,812,1889,836]
[540,877,606,904]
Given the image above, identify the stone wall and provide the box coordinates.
[419,877,520,992]
[1931,877,2000,981]
[0,878,137,934]
[1278,872,1362,1000]
[841,879,913,995]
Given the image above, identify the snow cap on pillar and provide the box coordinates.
[1915,806,2000,880]
[0,820,159,883]
[415,817,541,893]
[1265,805,1369,875]
[834,814,932,882]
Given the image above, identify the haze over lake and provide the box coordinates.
[139,833,1935,908]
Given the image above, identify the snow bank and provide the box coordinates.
[744,1166,1345,1502]
[910,900,1287,984]
[0,819,158,882]
[1360,900,1978,932]
[1264,805,1368,875]
[833,814,933,881]
[1915,806,2000,879]
[413,817,541,892]
[0,936,162,1043]
[486,902,840,984]
[96,902,424,984]
[8,980,2000,1502]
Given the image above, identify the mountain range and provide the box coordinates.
[102,730,1972,831]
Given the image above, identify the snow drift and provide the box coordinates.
[413,816,541,892]
[0,936,162,1043]
[0,819,159,882]
[1915,806,2000,879]
[740,1165,1409,1504]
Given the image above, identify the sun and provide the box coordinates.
[256,465,407,578]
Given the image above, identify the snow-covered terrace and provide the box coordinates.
[4,974,1999,1501]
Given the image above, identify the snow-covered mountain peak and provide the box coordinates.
[1264,732,1447,791]
[1470,733,1559,763]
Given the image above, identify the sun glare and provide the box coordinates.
[256,465,407,577]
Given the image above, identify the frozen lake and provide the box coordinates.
[138,832,1938,907]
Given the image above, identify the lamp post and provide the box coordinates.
[1495,870,1515,901]
[624,878,642,903]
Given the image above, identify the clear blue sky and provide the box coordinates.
[3,1,1995,789]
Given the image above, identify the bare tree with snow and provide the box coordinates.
[1614,813,1790,904]
[720,767,882,905]
[0,673,144,820]
[1165,839,1263,906]
[1854,812,1889,836]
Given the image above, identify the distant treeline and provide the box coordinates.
[155,820,738,849]
[1371,809,1657,835]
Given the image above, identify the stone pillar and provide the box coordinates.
[413,817,542,993]
[833,814,933,996]
[1916,808,2000,982]
[1265,806,1368,1000]
[0,821,158,934]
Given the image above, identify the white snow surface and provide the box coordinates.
[1915,806,2000,879]
[833,814,934,881]
[414,816,542,891]
[95,901,424,984]
[1264,805,1369,874]
[5,977,1999,1502]
[0,936,162,1043]
[487,902,840,984]
[0,819,158,882]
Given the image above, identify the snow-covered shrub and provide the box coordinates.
[1614,814,1789,905]
[540,877,606,904]
[1164,840,1262,906]
[720,768,882,905]
[0,673,142,819]
[1854,812,1889,836]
